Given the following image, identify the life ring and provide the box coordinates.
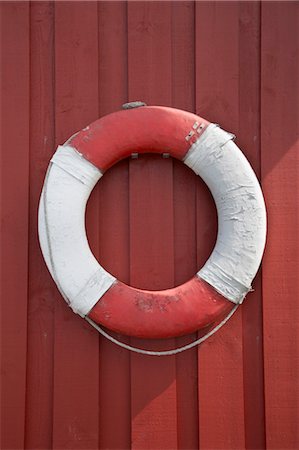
[38,105,266,340]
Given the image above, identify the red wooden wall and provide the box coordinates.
[1,1,298,449]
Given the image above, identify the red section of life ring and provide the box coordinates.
[69,106,210,170]
[88,278,231,339]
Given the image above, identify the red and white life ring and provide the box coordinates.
[39,105,266,343]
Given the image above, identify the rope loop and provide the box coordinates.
[85,304,239,356]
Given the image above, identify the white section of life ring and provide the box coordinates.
[184,124,266,303]
[38,146,116,316]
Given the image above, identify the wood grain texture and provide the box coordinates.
[94,3,131,448]
[98,1,128,116]
[0,3,30,449]
[94,160,131,450]
[239,3,266,449]
[261,2,299,449]
[128,4,177,449]
[171,3,199,449]
[173,159,200,450]
[52,3,100,449]
[196,3,245,449]
[128,1,172,106]
[25,3,55,449]
[1,2,299,449]
[129,155,178,449]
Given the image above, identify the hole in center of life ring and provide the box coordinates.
[86,154,217,291]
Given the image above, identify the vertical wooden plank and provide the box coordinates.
[173,158,200,450]
[129,156,177,450]
[171,3,199,449]
[98,1,128,116]
[171,1,195,112]
[128,1,172,105]
[128,2,177,449]
[93,161,131,450]
[53,3,100,448]
[0,3,30,449]
[94,3,131,449]
[25,3,55,449]
[261,3,299,449]
[195,2,246,449]
[239,3,266,450]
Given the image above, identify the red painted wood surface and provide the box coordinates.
[53,4,100,449]
[261,3,299,449]
[1,2,298,449]
[25,4,55,449]
[1,3,30,449]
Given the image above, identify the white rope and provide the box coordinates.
[85,303,239,356]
